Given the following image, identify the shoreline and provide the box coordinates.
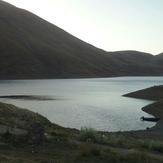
[142,100,163,133]
[122,86,163,140]
[0,84,163,140]
[0,96,161,135]
[0,75,162,81]
[115,102,163,141]
[0,99,163,162]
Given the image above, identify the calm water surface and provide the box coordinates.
[0,77,163,132]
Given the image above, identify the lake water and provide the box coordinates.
[0,77,163,132]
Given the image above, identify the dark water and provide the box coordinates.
[0,76,163,131]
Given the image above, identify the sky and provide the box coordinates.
[4,0,163,54]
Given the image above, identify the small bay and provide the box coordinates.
[0,76,163,131]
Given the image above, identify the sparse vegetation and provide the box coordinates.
[79,127,100,143]
[79,128,163,154]
[138,139,163,153]
[0,102,51,129]
[76,143,160,163]
[0,102,163,162]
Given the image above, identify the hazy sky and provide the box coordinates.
[4,0,163,54]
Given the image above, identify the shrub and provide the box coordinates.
[79,127,100,143]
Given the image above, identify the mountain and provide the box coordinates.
[0,0,162,79]
[154,53,163,66]
[110,51,163,75]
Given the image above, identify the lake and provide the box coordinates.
[0,77,163,132]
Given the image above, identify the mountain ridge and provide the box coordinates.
[0,0,163,79]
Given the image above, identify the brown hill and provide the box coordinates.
[123,85,163,101]
[0,0,163,79]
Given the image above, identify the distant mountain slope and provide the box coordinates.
[154,53,163,66]
[110,51,163,75]
[0,0,162,79]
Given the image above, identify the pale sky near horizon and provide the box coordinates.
[4,0,163,54]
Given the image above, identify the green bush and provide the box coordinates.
[79,127,100,143]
